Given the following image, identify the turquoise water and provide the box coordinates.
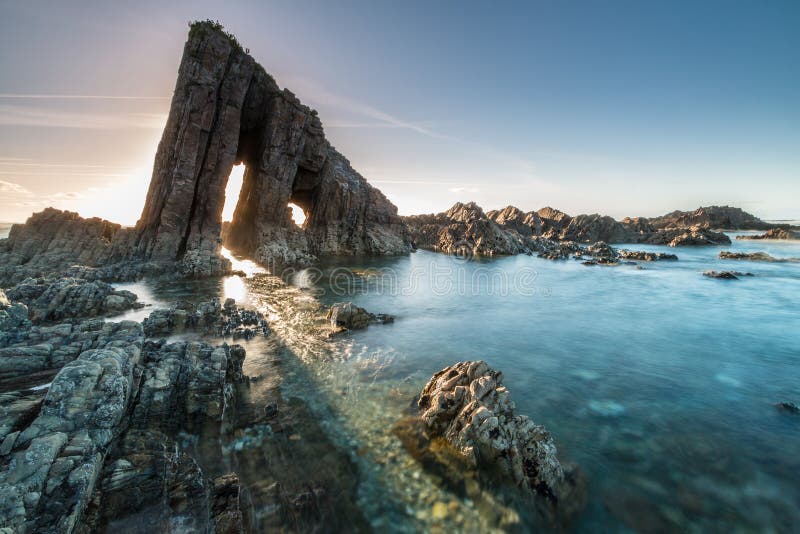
[290,233,800,532]
[6,218,800,530]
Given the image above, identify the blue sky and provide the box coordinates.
[0,0,798,224]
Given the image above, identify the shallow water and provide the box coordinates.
[107,237,800,531]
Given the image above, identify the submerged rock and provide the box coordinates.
[776,402,800,415]
[414,360,585,520]
[142,298,269,339]
[326,302,394,332]
[719,251,799,262]
[618,250,678,261]
[703,270,752,280]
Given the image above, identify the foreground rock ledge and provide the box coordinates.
[406,361,585,524]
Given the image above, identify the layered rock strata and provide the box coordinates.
[402,361,585,525]
[0,22,410,285]
[0,286,250,532]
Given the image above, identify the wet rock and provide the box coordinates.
[212,473,244,533]
[142,298,268,339]
[665,226,731,247]
[416,361,585,517]
[719,251,799,262]
[0,323,143,532]
[326,302,394,332]
[703,271,751,280]
[618,250,678,261]
[0,320,143,392]
[6,277,140,323]
[776,402,800,415]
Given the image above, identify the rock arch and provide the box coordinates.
[133,22,410,274]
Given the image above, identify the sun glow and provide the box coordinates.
[289,203,306,226]
[222,164,245,222]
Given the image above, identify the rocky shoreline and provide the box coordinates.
[1,19,797,533]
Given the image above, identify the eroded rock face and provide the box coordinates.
[417,361,584,510]
[136,21,410,271]
[0,22,410,285]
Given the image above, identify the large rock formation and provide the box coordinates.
[136,21,410,271]
[0,21,410,286]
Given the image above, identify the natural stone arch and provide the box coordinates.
[133,21,409,275]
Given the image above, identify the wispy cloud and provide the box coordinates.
[0,104,166,130]
[0,179,32,196]
[283,77,456,141]
[0,94,169,100]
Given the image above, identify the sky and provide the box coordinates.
[0,0,798,225]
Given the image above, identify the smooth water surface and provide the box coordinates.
[103,234,800,531]
[285,235,800,532]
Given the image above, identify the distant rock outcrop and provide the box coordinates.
[737,228,798,240]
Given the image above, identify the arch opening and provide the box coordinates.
[222,164,246,223]
[289,203,306,227]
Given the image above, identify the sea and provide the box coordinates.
[3,222,799,531]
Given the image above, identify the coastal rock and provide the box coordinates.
[703,271,752,280]
[665,226,731,247]
[142,298,268,339]
[0,209,124,286]
[646,206,774,230]
[719,251,799,262]
[0,22,410,284]
[0,289,30,343]
[776,402,800,415]
[416,361,584,510]
[0,319,142,391]
[135,21,409,272]
[6,277,140,323]
[618,250,678,261]
[737,228,798,240]
[82,338,247,531]
[405,203,530,256]
[326,302,394,331]
[0,323,143,533]
[558,214,630,243]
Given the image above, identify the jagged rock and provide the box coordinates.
[536,207,572,237]
[0,323,143,533]
[326,302,394,332]
[646,205,773,230]
[0,289,30,344]
[664,226,731,247]
[719,251,799,262]
[737,228,799,240]
[0,22,410,285]
[0,320,142,392]
[703,270,752,280]
[416,361,584,514]
[82,338,247,532]
[6,277,140,323]
[212,473,244,533]
[558,214,630,243]
[618,250,678,261]
[135,21,409,272]
[142,298,269,339]
[405,202,530,256]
